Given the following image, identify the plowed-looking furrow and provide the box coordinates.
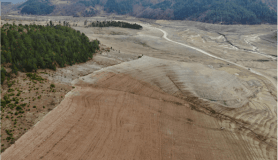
[41,94,90,159]
[0,84,217,159]
[75,95,103,159]
[3,57,276,159]
[9,97,75,159]
[81,92,123,159]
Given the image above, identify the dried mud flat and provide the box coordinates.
[1,16,277,160]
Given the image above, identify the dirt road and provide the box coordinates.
[148,25,277,88]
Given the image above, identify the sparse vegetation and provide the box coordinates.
[26,73,44,82]
[0,70,72,152]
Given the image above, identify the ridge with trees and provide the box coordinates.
[1,21,99,82]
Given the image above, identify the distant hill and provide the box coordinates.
[17,0,55,15]
[1,2,12,6]
[12,0,278,24]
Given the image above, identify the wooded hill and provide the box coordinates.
[1,22,99,83]
[14,0,277,24]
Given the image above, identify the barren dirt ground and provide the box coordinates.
[1,15,277,160]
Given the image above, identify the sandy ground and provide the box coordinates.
[1,15,277,159]
[2,56,277,160]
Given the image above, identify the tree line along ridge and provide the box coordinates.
[1,21,100,84]
[85,21,143,30]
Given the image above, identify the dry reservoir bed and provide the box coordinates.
[1,16,276,160]
[2,56,276,160]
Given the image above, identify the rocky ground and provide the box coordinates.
[1,15,277,160]
[1,71,73,152]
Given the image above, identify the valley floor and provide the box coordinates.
[1,15,277,160]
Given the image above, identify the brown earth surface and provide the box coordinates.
[1,16,277,160]
[0,70,73,152]
[2,56,277,160]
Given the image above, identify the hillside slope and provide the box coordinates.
[2,56,277,160]
[14,0,277,24]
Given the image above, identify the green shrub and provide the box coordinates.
[50,84,55,88]
[21,103,27,107]
[8,93,15,96]
[16,106,23,111]
[1,99,7,108]
[8,88,15,92]
[5,129,13,136]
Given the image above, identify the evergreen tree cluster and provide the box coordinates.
[77,0,100,7]
[104,0,133,15]
[1,22,99,74]
[87,21,142,30]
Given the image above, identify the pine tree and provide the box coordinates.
[1,67,6,84]
[11,64,18,75]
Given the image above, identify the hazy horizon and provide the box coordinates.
[2,0,26,4]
